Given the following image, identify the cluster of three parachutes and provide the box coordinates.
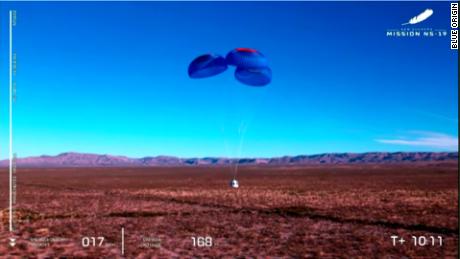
[188,48,272,86]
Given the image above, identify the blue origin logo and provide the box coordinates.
[402,9,433,26]
[386,8,448,39]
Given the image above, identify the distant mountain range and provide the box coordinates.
[0,152,457,167]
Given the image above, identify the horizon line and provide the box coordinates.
[1,150,458,161]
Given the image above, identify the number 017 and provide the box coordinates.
[82,236,104,247]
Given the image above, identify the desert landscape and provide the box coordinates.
[0,159,458,258]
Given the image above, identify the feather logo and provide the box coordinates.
[402,9,434,25]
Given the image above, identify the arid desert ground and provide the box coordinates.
[0,163,458,258]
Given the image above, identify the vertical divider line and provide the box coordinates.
[9,10,13,233]
[121,227,125,255]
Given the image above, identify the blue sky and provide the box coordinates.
[0,2,458,158]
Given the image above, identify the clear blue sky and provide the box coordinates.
[0,2,458,158]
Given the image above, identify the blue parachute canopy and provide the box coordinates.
[188,54,228,78]
[235,66,272,87]
[225,48,268,69]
